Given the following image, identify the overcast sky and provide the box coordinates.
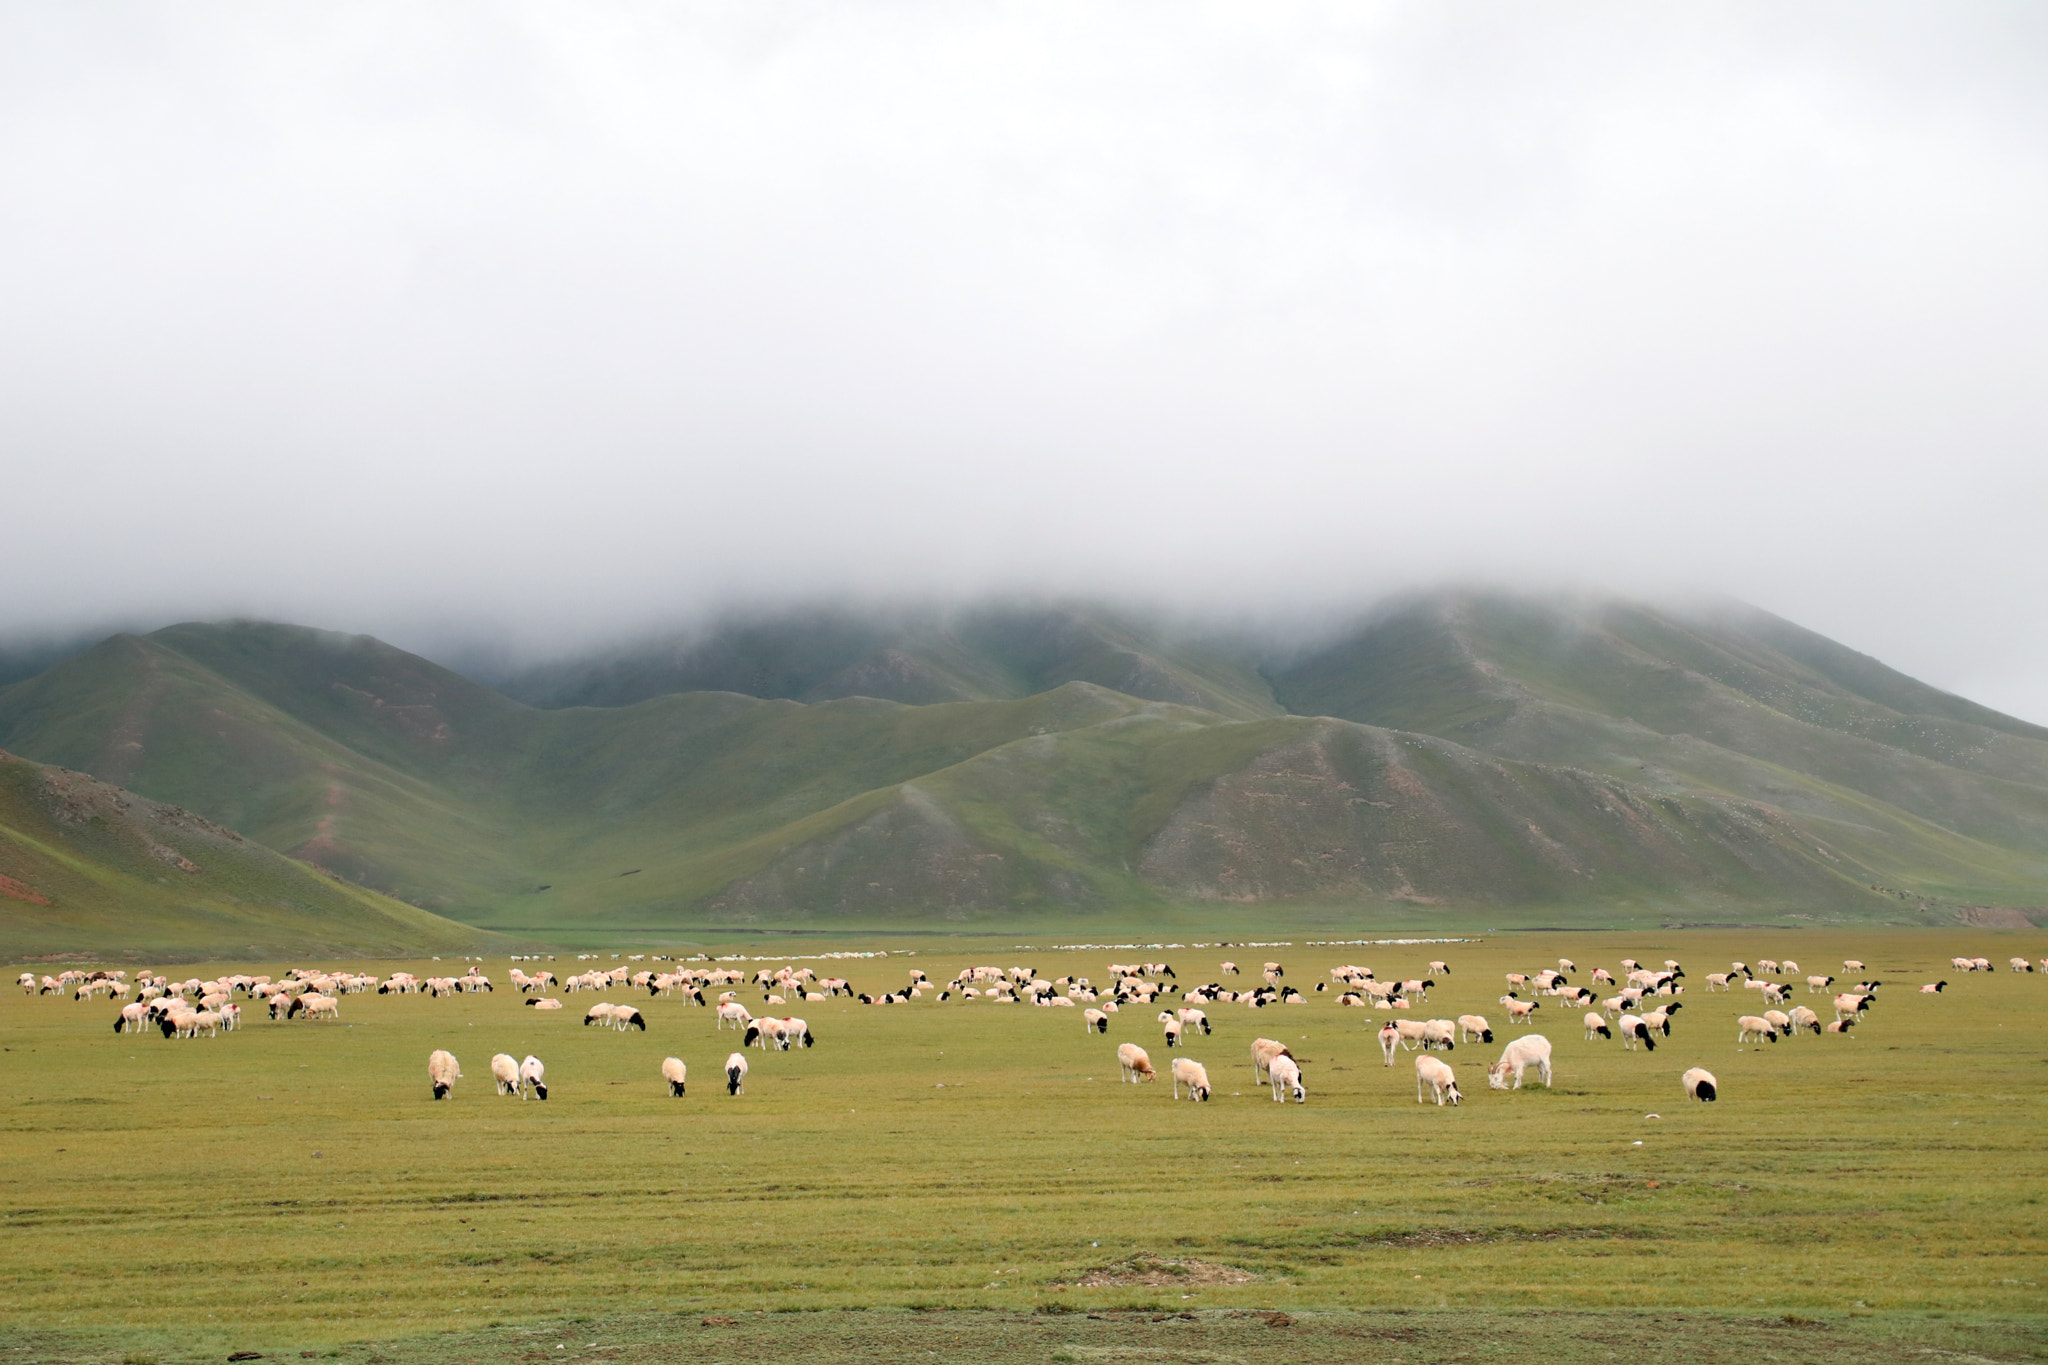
[3,3,2046,718]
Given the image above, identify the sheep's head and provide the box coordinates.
[1486,1063,1512,1090]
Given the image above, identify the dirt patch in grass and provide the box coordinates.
[1063,1255,1258,1288]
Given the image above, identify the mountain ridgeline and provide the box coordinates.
[2,591,2044,949]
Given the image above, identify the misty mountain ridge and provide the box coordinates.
[1,588,2043,949]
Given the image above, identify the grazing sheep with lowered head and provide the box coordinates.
[1414,1055,1461,1106]
[1682,1066,1717,1102]
[1251,1037,1294,1082]
[1171,1057,1212,1101]
[428,1050,461,1100]
[1267,1053,1305,1103]
[1487,1034,1552,1089]
[725,1052,748,1095]
[521,1055,547,1100]
[491,1053,521,1096]
[1117,1042,1155,1083]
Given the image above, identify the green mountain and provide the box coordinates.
[501,603,1284,719]
[0,748,499,961]
[0,592,2042,945]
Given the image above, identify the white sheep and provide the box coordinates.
[521,1055,547,1100]
[725,1052,749,1095]
[1160,1014,1184,1048]
[528,998,564,1011]
[1486,1034,1552,1090]
[1736,1015,1778,1043]
[661,1057,688,1096]
[1457,1015,1493,1044]
[1583,1011,1611,1040]
[491,1053,521,1096]
[1414,1055,1461,1106]
[428,1050,461,1100]
[1118,1042,1155,1083]
[1682,1066,1718,1102]
[717,1001,753,1030]
[1251,1037,1294,1082]
[1420,1019,1457,1052]
[1378,1022,1402,1067]
[1170,1057,1212,1101]
[1267,1053,1305,1104]
[1084,1008,1109,1034]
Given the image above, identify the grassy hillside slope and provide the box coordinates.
[1267,592,2048,904]
[501,603,1284,719]
[0,750,498,960]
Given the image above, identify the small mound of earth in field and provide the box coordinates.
[1065,1255,1256,1288]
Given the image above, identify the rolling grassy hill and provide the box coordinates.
[1,591,2043,949]
[0,749,499,960]
[500,602,1285,719]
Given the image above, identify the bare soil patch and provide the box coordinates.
[1065,1255,1258,1289]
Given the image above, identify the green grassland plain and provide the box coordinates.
[3,929,2045,1363]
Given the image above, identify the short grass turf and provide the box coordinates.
[3,929,2045,1360]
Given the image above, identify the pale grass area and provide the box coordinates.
[1,928,2043,1351]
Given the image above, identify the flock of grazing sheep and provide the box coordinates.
[20,948,2046,1112]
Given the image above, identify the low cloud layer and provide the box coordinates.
[3,4,2045,717]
